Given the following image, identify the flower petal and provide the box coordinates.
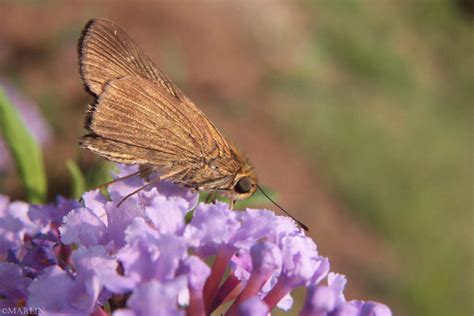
[60,208,107,247]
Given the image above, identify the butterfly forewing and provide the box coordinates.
[79,18,185,100]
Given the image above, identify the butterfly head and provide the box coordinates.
[231,166,258,201]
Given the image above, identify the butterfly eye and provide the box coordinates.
[234,177,252,194]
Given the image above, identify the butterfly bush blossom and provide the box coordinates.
[0,165,391,316]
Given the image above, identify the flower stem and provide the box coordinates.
[187,289,206,316]
[226,271,271,316]
[262,277,293,310]
[209,274,242,313]
[203,249,234,313]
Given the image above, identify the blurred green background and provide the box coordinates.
[0,1,472,315]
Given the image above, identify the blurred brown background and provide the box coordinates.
[0,1,472,315]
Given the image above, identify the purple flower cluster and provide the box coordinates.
[0,165,391,315]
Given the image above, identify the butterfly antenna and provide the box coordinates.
[256,184,309,231]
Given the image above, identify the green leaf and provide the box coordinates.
[66,160,86,199]
[84,161,114,190]
[0,86,47,203]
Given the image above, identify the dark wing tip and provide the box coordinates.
[77,18,97,56]
[78,18,118,96]
[78,18,99,96]
[78,18,116,59]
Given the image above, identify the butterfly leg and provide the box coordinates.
[116,167,190,207]
[204,192,218,204]
[93,166,152,190]
[139,165,153,181]
[229,199,235,210]
[116,178,159,207]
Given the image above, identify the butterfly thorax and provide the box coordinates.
[154,146,257,201]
